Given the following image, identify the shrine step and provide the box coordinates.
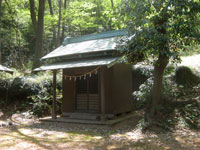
[62,113,100,120]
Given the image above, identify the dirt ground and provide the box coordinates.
[0,111,200,150]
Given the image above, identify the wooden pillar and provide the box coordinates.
[52,70,57,119]
[100,67,106,121]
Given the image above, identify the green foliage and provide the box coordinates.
[64,0,123,35]
[179,102,200,128]
[136,75,200,129]
[132,65,200,126]
[120,0,200,118]
[133,77,153,109]
[133,74,175,109]
[136,69,200,129]
[132,66,154,108]
[0,0,31,68]
[31,80,61,116]
[120,0,200,63]
[0,0,125,69]
[30,87,52,117]
[29,73,62,117]
[0,72,62,117]
[8,77,39,102]
[0,75,39,104]
[180,44,200,56]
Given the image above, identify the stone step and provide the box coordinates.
[63,113,100,120]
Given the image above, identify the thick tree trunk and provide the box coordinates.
[33,0,45,69]
[0,0,3,64]
[144,17,169,121]
[148,53,169,119]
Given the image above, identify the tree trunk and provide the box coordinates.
[144,16,170,121]
[48,0,57,48]
[56,0,62,47]
[0,0,2,15]
[148,53,169,119]
[94,0,104,30]
[110,0,114,8]
[0,0,3,64]
[33,0,45,69]
[29,0,37,33]
[61,0,68,42]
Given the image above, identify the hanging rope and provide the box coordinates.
[63,66,100,81]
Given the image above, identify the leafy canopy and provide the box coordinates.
[121,0,200,63]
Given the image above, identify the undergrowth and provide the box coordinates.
[134,65,200,130]
[0,71,62,117]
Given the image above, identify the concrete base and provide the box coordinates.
[39,112,134,125]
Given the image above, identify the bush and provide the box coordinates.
[132,65,153,91]
[8,77,40,103]
[0,72,62,117]
[0,78,12,104]
[175,66,200,87]
[132,64,200,129]
[29,75,62,117]
[133,77,153,109]
[30,89,52,117]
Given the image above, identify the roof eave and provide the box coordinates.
[34,57,121,72]
[41,49,117,60]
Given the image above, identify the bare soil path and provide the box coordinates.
[0,110,200,150]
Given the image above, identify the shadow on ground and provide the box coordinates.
[1,109,200,150]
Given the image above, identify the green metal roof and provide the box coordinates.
[34,57,120,71]
[63,29,127,45]
[41,30,127,60]
[0,64,13,73]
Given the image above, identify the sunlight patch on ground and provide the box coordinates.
[18,128,37,135]
[1,110,200,150]
[179,54,200,70]
[0,126,200,150]
[125,129,146,141]
[93,136,102,140]
[107,145,117,150]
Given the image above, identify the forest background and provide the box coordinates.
[0,0,123,69]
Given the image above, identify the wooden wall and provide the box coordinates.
[103,64,134,114]
[62,71,76,113]
[62,64,134,115]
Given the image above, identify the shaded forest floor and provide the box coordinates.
[0,110,200,150]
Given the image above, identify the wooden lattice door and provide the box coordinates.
[75,74,100,113]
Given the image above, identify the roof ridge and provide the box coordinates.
[63,29,127,46]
